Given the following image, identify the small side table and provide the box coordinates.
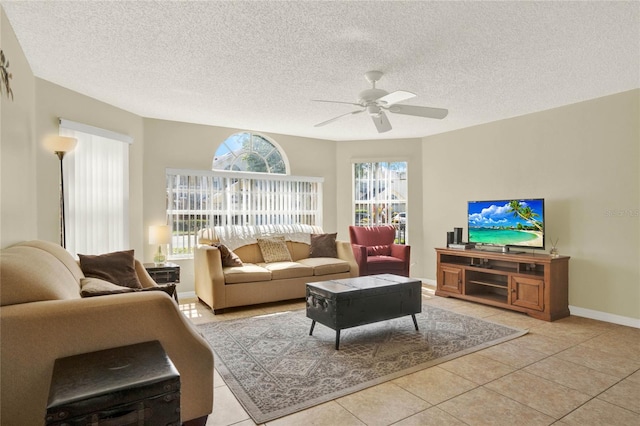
[144,262,180,303]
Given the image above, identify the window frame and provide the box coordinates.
[59,119,132,256]
[352,160,408,244]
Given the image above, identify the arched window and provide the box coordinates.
[212,132,288,174]
[164,132,323,258]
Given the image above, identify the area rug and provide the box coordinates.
[198,304,527,423]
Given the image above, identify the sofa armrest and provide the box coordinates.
[390,243,410,261]
[350,243,368,276]
[134,259,158,288]
[0,292,213,425]
[336,240,359,277]
[391,244,411,276]
[194,245,226,310]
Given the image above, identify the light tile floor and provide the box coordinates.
[180,286,640,426]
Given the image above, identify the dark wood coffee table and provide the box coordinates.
[306,274,422,349]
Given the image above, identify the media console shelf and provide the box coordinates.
[435,248,570,321]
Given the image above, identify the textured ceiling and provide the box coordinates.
[2,1,639,141]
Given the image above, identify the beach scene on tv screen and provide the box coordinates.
[468,199,544,247]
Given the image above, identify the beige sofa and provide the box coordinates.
[195,225,359,314]
[0,240,214,426]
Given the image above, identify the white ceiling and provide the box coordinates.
[2,1,639,141]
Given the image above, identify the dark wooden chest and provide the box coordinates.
[306,274,422,349]
[46,340,180,426]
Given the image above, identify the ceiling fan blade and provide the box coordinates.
[371,111,392,133]
[388,104,448,119]
[377,90,416,106]
[312,99,362,107]
[314,109,364,127]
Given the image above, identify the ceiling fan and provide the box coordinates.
[313,71,448,133]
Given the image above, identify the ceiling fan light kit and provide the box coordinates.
[313,71,448,133]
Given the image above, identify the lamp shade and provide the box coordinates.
[149,225,171,245]
[44,135,77,154]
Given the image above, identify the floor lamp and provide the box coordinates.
[45,136,77,248]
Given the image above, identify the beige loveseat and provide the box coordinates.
[0,240,213,426]
[195,225,359,314]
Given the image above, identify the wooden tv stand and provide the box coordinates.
[435,248,570,321]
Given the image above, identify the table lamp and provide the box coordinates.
[149,225,171,265]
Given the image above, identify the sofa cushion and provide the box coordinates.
[257,236,292,263]
[78,250,143,289]
[0,245,81,306]
[367,245,392,256]
[223,263,272,284]
[298,257,351,276]
[366,255,406,274]
[288,241,313,261]
[259,261,314,280]
[233,244,264,264]
[309,233,338,258]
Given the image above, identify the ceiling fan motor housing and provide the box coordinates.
[366,104,382,116]
[358,88,388,104]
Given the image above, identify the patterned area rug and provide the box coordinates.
[198,304,527,423]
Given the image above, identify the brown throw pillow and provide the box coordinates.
[214,243,243,267]
[257,236,292,263]
[78,249,142,289]
[80,277,176,298]
[80,277,135,297]
[310,233,338,258]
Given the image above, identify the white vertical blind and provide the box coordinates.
[165,169,323,258]
[59,120,130,256]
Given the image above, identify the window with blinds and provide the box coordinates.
[165,169,323,258]
[353,161,408,244]
[59,119,131,256]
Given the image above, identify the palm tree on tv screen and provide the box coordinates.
[507,200,543,232]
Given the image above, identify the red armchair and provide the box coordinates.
[348,225,411,277]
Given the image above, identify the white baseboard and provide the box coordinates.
[421,278,437,287]
[415,277,436,286]
[569,305,640,329]
[418,278,638,329]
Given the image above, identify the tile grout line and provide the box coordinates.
[422,317,606,423]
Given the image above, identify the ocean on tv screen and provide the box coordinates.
[469,228,541,246]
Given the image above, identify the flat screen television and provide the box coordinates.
[467,199,545,251]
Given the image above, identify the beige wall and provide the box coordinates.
[422,90,639,320]
[0,8,37,247]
